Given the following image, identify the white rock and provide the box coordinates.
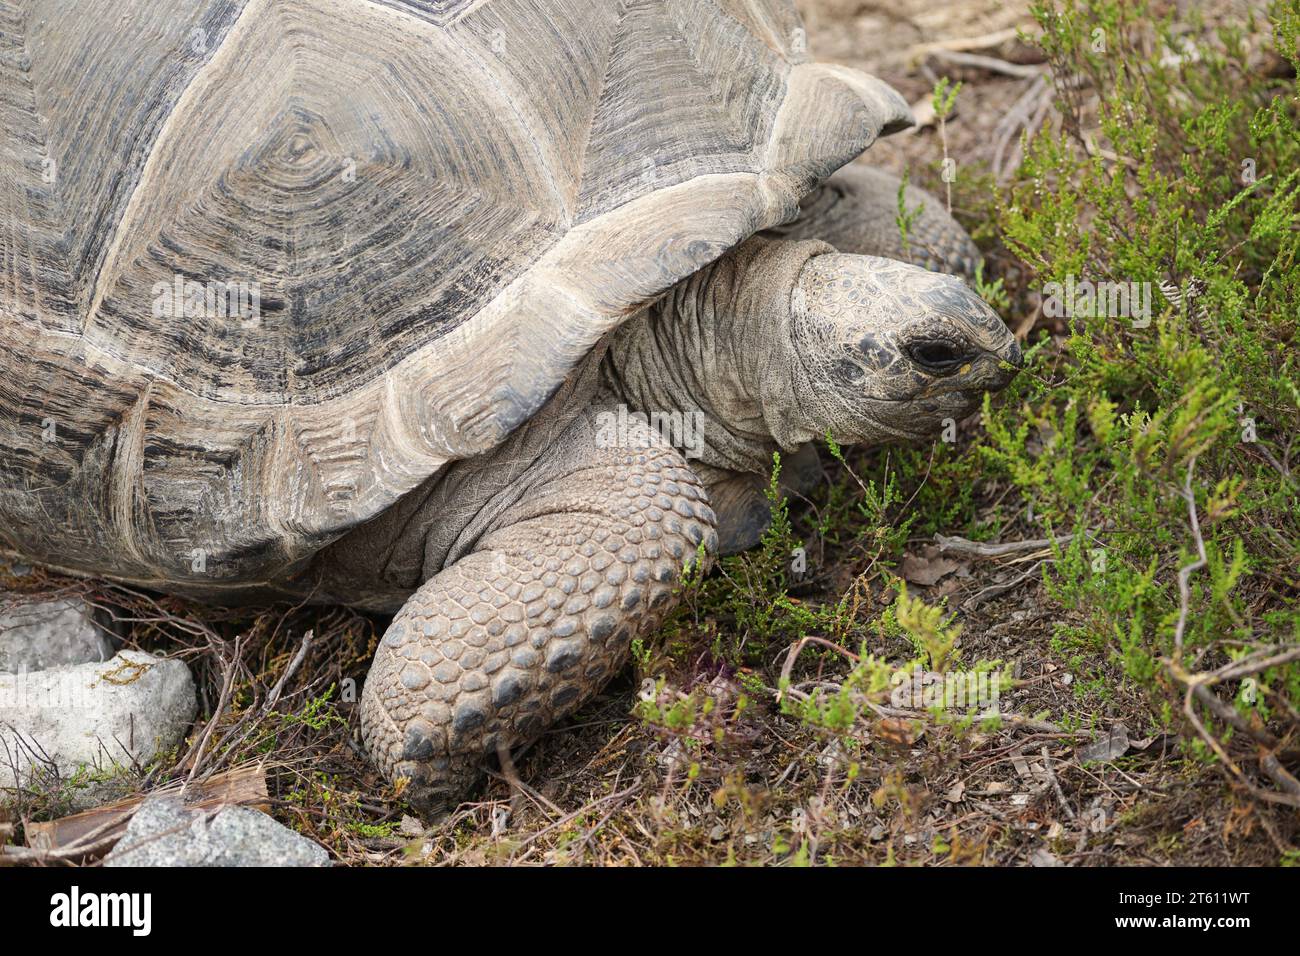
[104,796,330,867]
[0,650,196,796]
[0,596,115,673]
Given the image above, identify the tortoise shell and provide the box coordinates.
[0,0,910,591]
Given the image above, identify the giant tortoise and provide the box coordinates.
[0,0,1020,811]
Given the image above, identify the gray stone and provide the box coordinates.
[0,650,196,795]
[0,596,115,673]
[104,796,331,867]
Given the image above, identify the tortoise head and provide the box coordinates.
[786,252,1021,445]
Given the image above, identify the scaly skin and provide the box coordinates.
[360,409,716,812]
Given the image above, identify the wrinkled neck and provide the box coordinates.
[601,236,833,475]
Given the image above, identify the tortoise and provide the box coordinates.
[0,0,1020,812]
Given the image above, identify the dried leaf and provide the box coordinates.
[1129,733,1172,752]
[900,551,962,586]
[1077,723,1130,764]
[875,716,922,746]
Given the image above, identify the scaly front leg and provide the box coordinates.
[360,410,716,814]
[697,444,825,554]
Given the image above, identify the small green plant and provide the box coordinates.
[972,262,1011,313]
[271,686,348,732]
[893,584,960,672]
[931,77,963,214]
[895,168,924,259]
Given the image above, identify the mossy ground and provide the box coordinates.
[3,0,1297,866]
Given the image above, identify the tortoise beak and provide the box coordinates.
[966,337,1021,393]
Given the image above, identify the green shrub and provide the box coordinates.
[951,0,1300,806]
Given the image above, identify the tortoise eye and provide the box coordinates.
[907,339,970,374]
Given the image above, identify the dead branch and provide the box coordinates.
[776,635,860,705]
[963,561,1047,610]
[935,532,1075,557]
[925,50,1046,79]
[906,27,1035,62]
[1172,456,1207,657]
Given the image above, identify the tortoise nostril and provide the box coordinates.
[907,339,969,373]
